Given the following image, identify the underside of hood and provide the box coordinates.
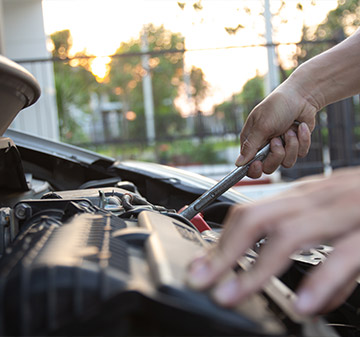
[0,55,41,135]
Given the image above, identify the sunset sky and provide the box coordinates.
[42,0,338,113]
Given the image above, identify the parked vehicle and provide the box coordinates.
[0,55,358,336]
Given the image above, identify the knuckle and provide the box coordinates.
[307,121,316,132]
[240,211,262,237]
[285,133,298,149]
[263,163,277,175]
[271,144,285,157]
[248,167,262,179]
[263,156,282,174]
[274,223,299,245]
[298,149,309,158]
[247,161,262,178]
[241,138,253,153]
[282,159,296,168]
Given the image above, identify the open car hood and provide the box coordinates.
[0,55,40,135]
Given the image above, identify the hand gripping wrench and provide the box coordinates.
[180,144,271,220]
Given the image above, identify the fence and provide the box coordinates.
[281,95,360,180]
[14,39,360,180]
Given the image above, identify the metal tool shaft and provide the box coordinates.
[180,144,271,220]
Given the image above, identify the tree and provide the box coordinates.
[296,0,360,65]
[214,95,242,133]
[50,30,98,143]
[214,75,264,133]
[189,66,209,111]
[239,75,264,117]
[107,24,187,140]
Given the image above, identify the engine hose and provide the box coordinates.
[121,194,135,211]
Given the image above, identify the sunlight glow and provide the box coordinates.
[42,0,339,111]
[125,111,137,121]
[89,56,111,83]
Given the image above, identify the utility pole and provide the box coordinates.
[183,40,195,133]
[141,25,156,145]
[264,0,280,94]
[0,0,5,54]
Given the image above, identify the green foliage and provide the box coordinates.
[88,138,227,165]
[52,25,196,144]
[51,30,98,143]
[214,96,242,133]
[239,75,264,117]
[107,24,187,139]
[50,29,72,59]
[165,140,222,165]
[297,0,360,64]
[214,75,265,130]
[190,66,209,111]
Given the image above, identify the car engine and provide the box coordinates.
[0,179,336,336]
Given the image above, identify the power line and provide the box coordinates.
[13,39,337,64]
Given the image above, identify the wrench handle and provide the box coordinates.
[180,144,270,220]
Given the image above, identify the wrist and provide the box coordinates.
[286,30,360,110]
[285,63,326,112]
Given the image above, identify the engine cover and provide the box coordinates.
[0,190,337,336]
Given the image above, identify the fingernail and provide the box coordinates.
[287,129,296,137]
[273,138,283,147]
[187,258,211,288]
[300,122,309,133]
[295,290,314,314]
[213,278,238,305]
[236,154,245,166]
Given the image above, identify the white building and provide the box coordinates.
[0,0,59,140]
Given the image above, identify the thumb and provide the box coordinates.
[236,130,267,166]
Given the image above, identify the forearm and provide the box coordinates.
[235,30,359,169]
[287,29,360,111]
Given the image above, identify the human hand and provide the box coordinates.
[236,83,316,178]
[186,167,360,315]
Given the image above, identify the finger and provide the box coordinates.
[236,121,268,166]
[262,137,285,174]
[187,206,256,290]
[213,204,360,307]
[296,229,360,315]
[247,160,263,179]
[211,206,324,307]
[297,122,311,157]
[187,194,307,290]
[319,279,357,314]
[212,233,295,307]
[282,129,299,168]
[236,135,267,166]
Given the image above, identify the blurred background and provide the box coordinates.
[1,0,359,184]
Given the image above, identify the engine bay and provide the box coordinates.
[0,183,322,336]
[0,134,359,336]
[0,185,283,336]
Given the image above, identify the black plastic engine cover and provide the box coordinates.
[0,208,335,336]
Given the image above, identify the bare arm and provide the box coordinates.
[293,28,360,110]
[238,29,360,177]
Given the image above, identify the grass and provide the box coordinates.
[84,137,239,165]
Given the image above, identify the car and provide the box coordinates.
[0,55,358,337]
